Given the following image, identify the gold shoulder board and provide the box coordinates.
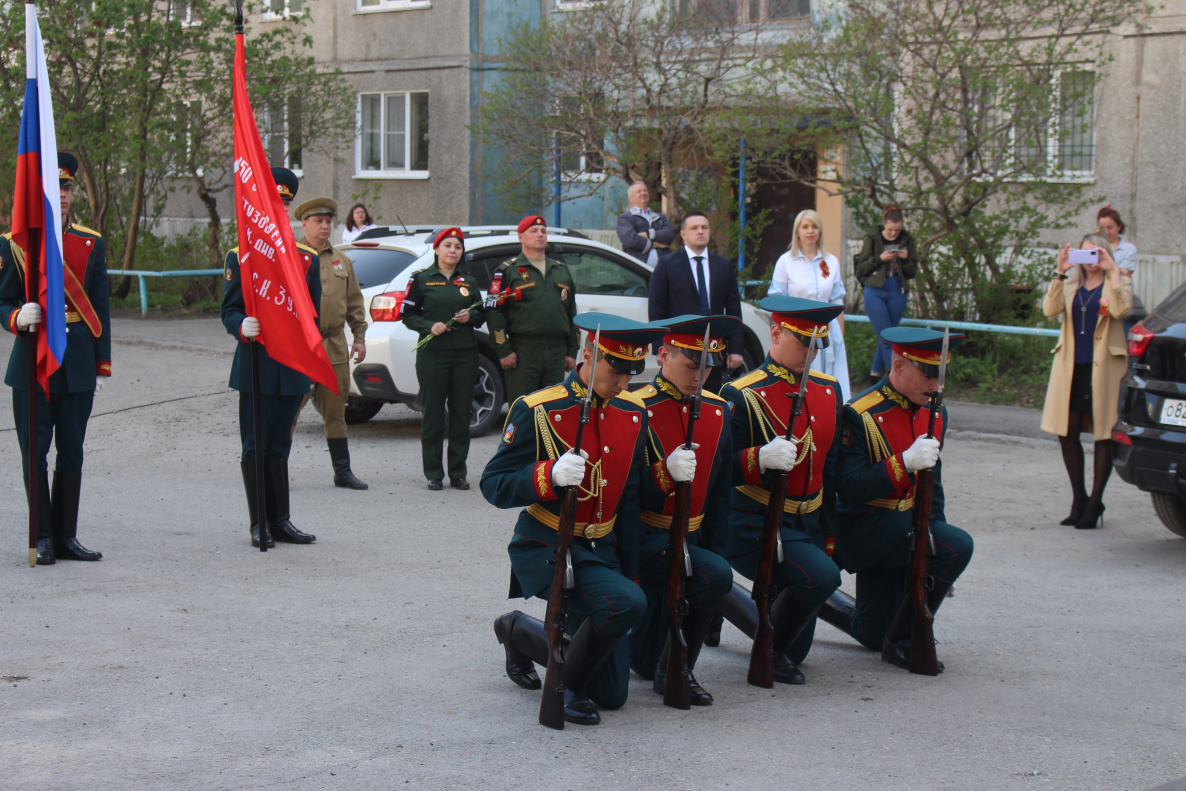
[730,369,767,390]
[615,389,647,408]
[850,389,885,415]
[70,223,101,237]
[701,390,727,403]
[810,370,838,383]
[524,384,570,409]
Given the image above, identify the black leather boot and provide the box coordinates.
[769,591,824,685]
[328,437,368,490]
[241,461,273,549]
[881,594,945,673]
[560,620,619,726]
[265,458,316,544]
[28,472,53,565]
[714,581,758,640]
[703,609,724,647]
[493,610,548,690]
[51,471,101,560]
[818,589,857,638]
[653,605,716,706]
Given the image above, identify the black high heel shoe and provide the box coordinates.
[1074,501,1105,530]
[1060,494,1088,526]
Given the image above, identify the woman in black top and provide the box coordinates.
[856,204,919,384]
[403,228,485,490]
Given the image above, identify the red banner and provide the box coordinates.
[231,31,336,394]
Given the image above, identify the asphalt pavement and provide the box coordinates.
[1,318,1183,791]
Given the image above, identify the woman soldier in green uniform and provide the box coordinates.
[403,227,485,490]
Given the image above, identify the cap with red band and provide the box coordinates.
[573,312,665,376]
[517,215,546,234]
[758,295,843,345]
[881,326,965,370]
[653,314,742,366]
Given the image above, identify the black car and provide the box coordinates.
[1112,280,1186,538]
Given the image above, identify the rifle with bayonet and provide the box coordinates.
[538,325,600,729]
[660,325,711,709]
[906,327,949,676]
[748,330,819,688]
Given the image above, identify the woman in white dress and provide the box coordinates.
[768,209,850,400]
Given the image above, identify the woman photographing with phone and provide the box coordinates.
[1040,234,1132,529]
[856,204,918,385]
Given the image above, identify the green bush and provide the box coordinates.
[110,225,233,314]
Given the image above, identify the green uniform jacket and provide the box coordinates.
[834,377,947,573]
[1,226,111,392]
[403,264,486,350]
[220,244,322,395]
[485,253,578,359]
[719,356,842,557]
[303,239,368,365]
[479,369,648,599]
[855,227,919,290]
[636,374,733,560]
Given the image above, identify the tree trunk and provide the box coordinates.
[660,146,678,221]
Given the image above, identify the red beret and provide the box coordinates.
[433,227,464,249]
[517,215,546,234]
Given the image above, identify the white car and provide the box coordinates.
[339,226,772,435]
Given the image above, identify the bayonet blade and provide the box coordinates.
[937,327,950,395]
[585,324,601,407]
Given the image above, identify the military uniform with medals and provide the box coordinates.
[712,297,844,684]
[834,328,974,668]
[626,315,738,706]
[403,227,486,486]
[485,216,579,404]
[0,153,110,564]
[483,314,663,726]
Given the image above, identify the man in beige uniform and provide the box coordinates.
[293,197,369,490]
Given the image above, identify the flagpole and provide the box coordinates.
[24,0,39,568]
[234,0,268,553]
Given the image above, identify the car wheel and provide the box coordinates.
[470,354,505,437]
[1150,491,1186,538]
[344,397,384,425]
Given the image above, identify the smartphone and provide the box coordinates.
[1068,248,1100,265]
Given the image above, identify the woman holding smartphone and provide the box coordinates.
[856,204,918,385]
[1040,234,1132,529]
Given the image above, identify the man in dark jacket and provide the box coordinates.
[616,182,675,266]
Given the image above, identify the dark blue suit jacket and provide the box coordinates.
[647,249,743,355]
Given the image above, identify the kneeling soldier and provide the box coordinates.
[712,297,844,684]
[627,315,739,706]
[834,327,974,671]
[483,313,663,726]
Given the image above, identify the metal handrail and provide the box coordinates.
[109,269,223,318]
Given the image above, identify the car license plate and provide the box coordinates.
[1160,398,1186,427]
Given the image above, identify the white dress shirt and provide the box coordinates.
[685,247,711,300]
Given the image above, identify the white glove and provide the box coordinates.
[95,375,107,393]
[758,436,798,472]
[551,449,589,488]
[16,302,41,329]
[665,443,699,482]
[902,436,941,472]
[241,317,261,338]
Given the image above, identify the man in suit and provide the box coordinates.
[647,211,744,394]
[616,182,675,266]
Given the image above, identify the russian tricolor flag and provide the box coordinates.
[11,3,66,393]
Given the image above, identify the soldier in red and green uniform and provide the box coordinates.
[0,152,110,564]
[483,313,663,726]
[833,327,974,671]
[711,296,844,685]
[485,215,579,404]
[627,314,739,706]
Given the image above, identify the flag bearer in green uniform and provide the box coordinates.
[403,227,485,490]
[833,327,974,671]
[222,167,321,549]
[0,152,110,564]
[486,215,579,403]
[483,313,664,726]
[627,314,739,706]
[710,296,844,685]
[294,196,369,491]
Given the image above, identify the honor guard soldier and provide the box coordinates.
[222,167,320,548]
[711,296,844,684]
[292,197,369,490]
[627,315,739,706]
[0,152,109,564]
[486,215,579,404]
[833,327,974,670]
[484,313,663,726]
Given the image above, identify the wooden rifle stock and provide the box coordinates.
[907,396,941,676]
[661,393,700,710]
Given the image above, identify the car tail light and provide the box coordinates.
[1112,429,1133,446]
[351,241,379,248]
[1127,323,1154,358]
[371,290,407,322]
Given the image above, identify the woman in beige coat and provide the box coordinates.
[1040,233,1132,529]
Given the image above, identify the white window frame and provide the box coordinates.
[262,0,305,21]
[557,142,606,184]
[171,0,196,26]
[354,91,430,180]
[1011,67,1096,182]
[355,0,432,13]
[260,99,303,176]
[169,98,203,177]
[674,0,809,22]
